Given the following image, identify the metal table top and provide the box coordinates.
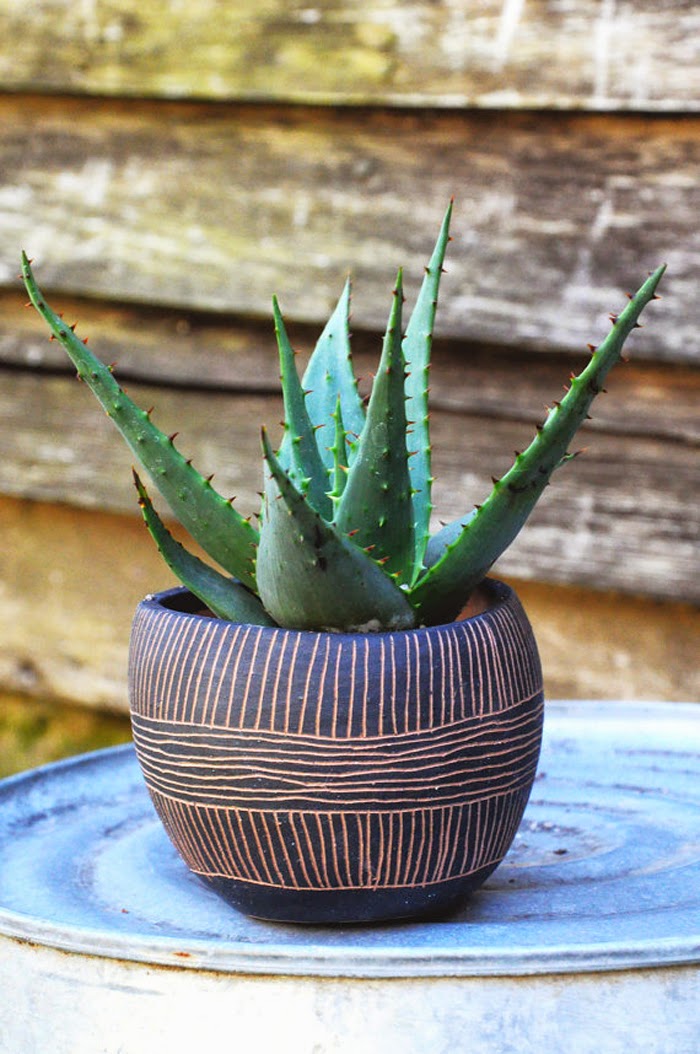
[0,701,698,978]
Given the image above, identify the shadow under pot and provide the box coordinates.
[128,577,544,924]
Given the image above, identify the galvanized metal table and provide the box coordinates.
[0,701,698,1053]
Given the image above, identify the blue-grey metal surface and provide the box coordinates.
[0,701,698,978]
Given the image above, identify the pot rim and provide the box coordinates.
[136,576,515,641]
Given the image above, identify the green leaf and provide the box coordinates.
[22,255,259,590]
[133,472,276,625]
[272,296,332,519]
[403,201,453,577]
[300,279,365,468]
[257,429,416,632]
[333,271,415,581]
[409,264,667,625]
[327,395,349,510]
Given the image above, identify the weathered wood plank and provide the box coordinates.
[2,97,696,363]
[1,496,697,713]
[1,369,697,602]
[0,496,175,711]
[0,1,698,110]
[3,291,699,444]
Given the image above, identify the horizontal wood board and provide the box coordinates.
[3,292,698,445]
[1,367,697,603]
[2,97,698,364]
[1,1,699,110]
[1,4,696,719]
[1,496,697,712]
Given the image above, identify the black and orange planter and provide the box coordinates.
[128,578,544,924]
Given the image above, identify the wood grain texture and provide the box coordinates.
[1,1,698,110]
[1,497,696,711]
[2,96,697,363]
[2,368,697,602]
[3,291,698,444]
[0,497,179,710]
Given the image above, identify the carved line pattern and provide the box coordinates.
[132,695,542,809]
[129,593,541,739]
[148,788,531,891]
[130,589,543,892]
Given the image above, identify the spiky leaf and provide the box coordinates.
[328,395,349,509]
[333,271,415,580]
[301,279,365,469]
[409,264,666,625]
[272,296,332,519]
[22,254,259,590]
[257,429,416,632]
[403,201,453,577]
[133,471,275,625]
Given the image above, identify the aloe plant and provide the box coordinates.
[21,205,664,631]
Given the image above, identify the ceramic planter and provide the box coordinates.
[128,578,544,924]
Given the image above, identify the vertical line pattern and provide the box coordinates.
[361,636,370,739]
[153,614,188,721]
[144,610,176,719]
[339,813,353,886]
[131,584,543,897]
[223,624,248,727]
[236,627,264,727]
[201,629,233,727]
[449,626,466,720]
[258,811,287,885]
[389,634,398,735]
[377,636,386,737]
[330,640,342,740]
[346,639,358,738]
[131,584,541,736]
[267,628,289,732]
[436,631,447,726]
[298,811,324,887]
[175,620,212,722]
[403,633,413,734]
[156,794,538,891]
[297,632,322,734]
[314,811,331,888]
[188,622,221,723]
[314,636,332,737]
[356,812,365,886]
[282,632,302,733]
[445,628,456,724]
[412,631,422,734]
[252,630,279,731]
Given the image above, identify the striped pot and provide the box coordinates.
[128,578,544,924]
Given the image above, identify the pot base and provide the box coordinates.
[199,865,500,925]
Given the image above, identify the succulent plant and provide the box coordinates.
[21,205,664,632]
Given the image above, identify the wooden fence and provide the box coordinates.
[0,0,698,718]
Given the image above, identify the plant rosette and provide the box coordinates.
[21,205,663,923]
